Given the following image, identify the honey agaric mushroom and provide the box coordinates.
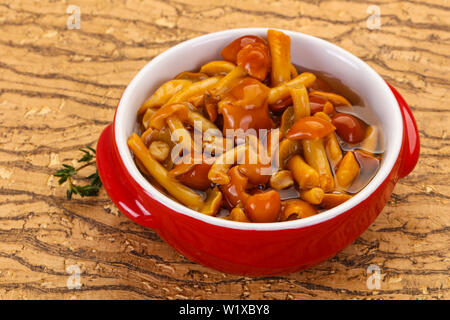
[200,187,223,216]
[309,90,351,107]
[218,77,273,133]
[138,79,192,116]
[177,162,213,191]
[208,143,248,185]
[274,139,302,169]
[226,207,251,222]
[286,116,336,140]
[245,190,281,223]
[149,103,189,130]
[267,72,316,105]
[281,199,318,221]
[269,170,294,190]
[148,103,196,155]
[200,60,236,76]
[220,165,250,208]
[149,141,170,162]
[129,133,224,216]
[300,187,325,205]
[127,133,204,210]
[320,193,352,210]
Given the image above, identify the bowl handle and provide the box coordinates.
[387,83,420,179]
[97,124,157,228]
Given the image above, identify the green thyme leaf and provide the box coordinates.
[54,145,102,200]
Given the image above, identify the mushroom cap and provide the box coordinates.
[149,103,189,129]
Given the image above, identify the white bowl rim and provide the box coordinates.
[114,28,403,231]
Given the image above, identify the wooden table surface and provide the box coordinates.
[0,0,448,300]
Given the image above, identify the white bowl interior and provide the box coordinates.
[114,28,403,231]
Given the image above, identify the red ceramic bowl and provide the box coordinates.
[97,28,419,276]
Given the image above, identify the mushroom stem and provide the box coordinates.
[128,133,204,210]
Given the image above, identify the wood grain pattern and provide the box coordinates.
[0,0,448,300]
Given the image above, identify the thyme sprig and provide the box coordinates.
[54,146,102,200]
